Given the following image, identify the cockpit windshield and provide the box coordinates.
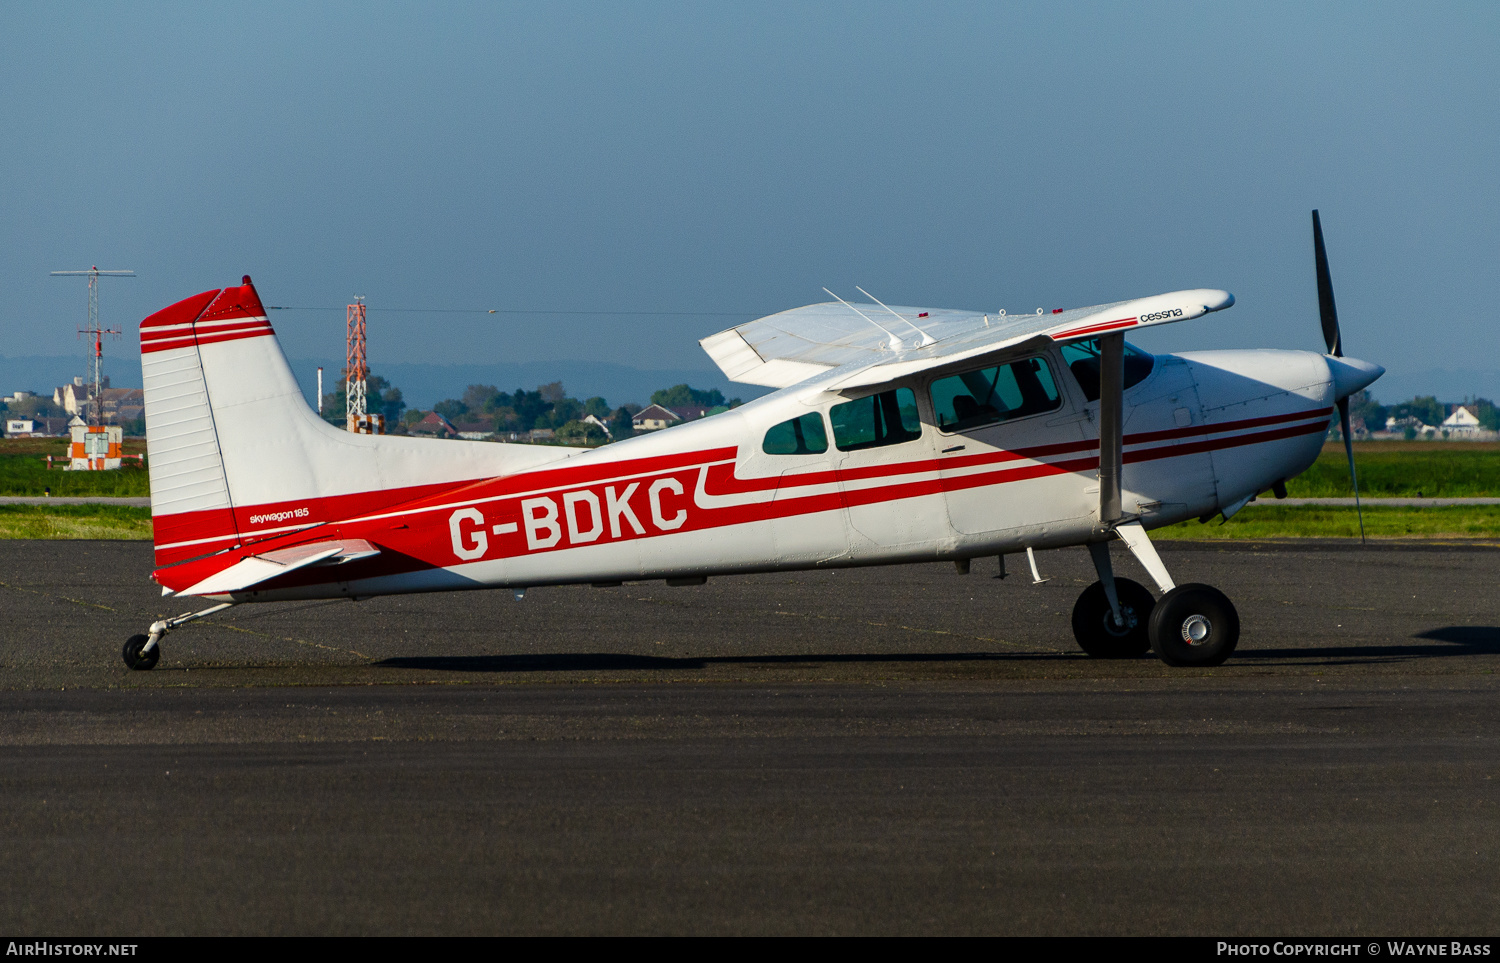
[1060,339,1155,402]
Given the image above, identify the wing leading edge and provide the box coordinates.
[701,289,1234,390]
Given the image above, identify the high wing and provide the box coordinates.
[701,289,1234,390]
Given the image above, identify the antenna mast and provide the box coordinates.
[50,267,133,425]
[346,297,368,432]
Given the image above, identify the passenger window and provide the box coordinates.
[1060,339,1155,402]
[929,356,1061,433]
[762,413,829,455]
[830,387,922,452]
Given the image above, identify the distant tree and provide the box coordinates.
[509,388,552,431]
[1347,390,1386,434]
[609,405,639,440]
[461,384,502,413]
[4,395,60,420]
[582,396,611,419]
[1465,398,1500,431]
[322,372,404,427]
[651,384,725,408]
[433,398,468,422]
[1389,395,1444,428]
[537,381,565,404]
[556,420,608,445]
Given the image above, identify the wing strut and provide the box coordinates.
[1098,332,1124,524]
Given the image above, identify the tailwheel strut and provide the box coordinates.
[122,602,237,671]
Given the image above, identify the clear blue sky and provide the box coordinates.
[2,1,1495,400]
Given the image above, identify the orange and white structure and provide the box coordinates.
[345,297,383,434]
[68,421,123,471]
[123,215,1383,673]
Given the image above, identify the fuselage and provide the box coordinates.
[193,342,1360,604]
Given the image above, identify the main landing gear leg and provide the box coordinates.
[1072,539,1154,658]
[1087,333,1239,666]
[1115,521,1240,667]
[122,602,237,671]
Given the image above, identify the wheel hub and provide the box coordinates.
[1104,607,1137,636]
[1180,614,1212,645]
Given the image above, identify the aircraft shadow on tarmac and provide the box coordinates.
[374,628,1500,672]
[375,651,1062,672]
[1232,626,1500,665]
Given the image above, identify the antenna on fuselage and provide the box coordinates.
[855,286,936,347]
[823,287,902,351]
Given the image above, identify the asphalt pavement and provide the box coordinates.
[2,538,1498,935]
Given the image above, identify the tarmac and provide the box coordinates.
[2,538,1499,935]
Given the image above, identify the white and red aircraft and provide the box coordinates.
[123,212,1381,671]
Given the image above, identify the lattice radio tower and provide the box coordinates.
[345,296,369,432]
[50,266,134,425]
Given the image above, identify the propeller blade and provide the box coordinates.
[1338,397,1366,544]
[1313,210,1342,357]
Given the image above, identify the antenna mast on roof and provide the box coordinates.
[50,266,133,425]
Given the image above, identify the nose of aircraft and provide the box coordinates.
[1326,355,1384,400]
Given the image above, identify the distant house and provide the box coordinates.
[1441,406,1484,437]
[451,421,495,441]
[582,414,613,438]
[1385,415,1432,434]
[667,405,711,422]
[408,412,458,438]
[53,376,110,416]
[6,416,69,437]
[527,428,555,442]
[632,404,680,432]
[100,388,145,425]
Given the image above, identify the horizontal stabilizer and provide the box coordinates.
[160,539,381,597]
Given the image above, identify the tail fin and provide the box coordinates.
[141,276,579,567]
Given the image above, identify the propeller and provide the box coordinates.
[1313,209,1365,543]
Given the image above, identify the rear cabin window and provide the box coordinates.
[830,387,922,451]
[1060,339,1155,402]
[762,413,829,455]
[929,356,1061,433]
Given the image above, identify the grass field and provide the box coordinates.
[1288,442,1500,497]
[0,505,152,540]
[1155,504,1500,541]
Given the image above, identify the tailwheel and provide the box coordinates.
[1149,584,1240,667]
[1071,578,1154,658]
[122,634,160,671]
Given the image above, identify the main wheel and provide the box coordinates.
[122,634,160,671]
[1149,584,1239,667]
[1071,578,1155,658]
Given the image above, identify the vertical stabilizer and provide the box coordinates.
[140,277,585,568]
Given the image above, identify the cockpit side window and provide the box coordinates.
[929,356,1061,433]
[1060,339,1155,402]
[830,387,922,452]
[762,412,829,455]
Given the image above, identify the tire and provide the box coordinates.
[122,634,160,671]
[1149,584,1239,667]
[1071,578,1155,658]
